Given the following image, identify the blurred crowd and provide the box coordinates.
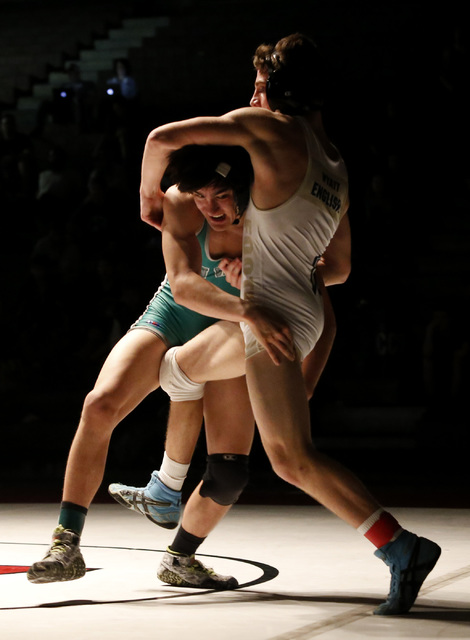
[1,66,165,418]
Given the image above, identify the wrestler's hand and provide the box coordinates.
[243,302,296,365]
[219,257,243,289]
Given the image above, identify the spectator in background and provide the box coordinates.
[97,59,141,173]
[59,64,97,131]
[36,145,83,203]
[106,58,137,101]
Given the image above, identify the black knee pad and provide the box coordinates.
[199,453,249,506]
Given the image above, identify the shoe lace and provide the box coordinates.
[190,558,216,576]
[50,539,69,554]
[387,562,401,599]
[49,533,75,556]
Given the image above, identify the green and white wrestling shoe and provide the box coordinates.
[157,548,238,590]
[27,525,86,584]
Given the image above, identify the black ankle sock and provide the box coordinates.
[169,527,205,557]
[58,501,88,535]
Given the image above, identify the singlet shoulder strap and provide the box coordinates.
[295,116,320,158]
[196,219,208,240]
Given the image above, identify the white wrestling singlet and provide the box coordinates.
[241,116,349,360]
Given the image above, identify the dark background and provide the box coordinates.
[1,0,468,507]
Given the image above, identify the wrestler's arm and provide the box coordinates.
[162,187,249,322]
[140,108,276,229]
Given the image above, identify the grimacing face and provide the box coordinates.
[192,185,239,230]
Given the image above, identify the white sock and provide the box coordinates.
[159,452,189,491]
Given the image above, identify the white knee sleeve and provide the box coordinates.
[159,347,205,401]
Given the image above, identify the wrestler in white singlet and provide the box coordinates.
[241,116,349,360]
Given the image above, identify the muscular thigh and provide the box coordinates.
[93,329,167,405]
[245,350,313,454]
[203,376,254,455]
[177,321,246,382]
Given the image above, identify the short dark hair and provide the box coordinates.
[167,145,253,213]
[253,33,325,114]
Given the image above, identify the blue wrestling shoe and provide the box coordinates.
[374,530,441,615]
[108,471,181,529]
